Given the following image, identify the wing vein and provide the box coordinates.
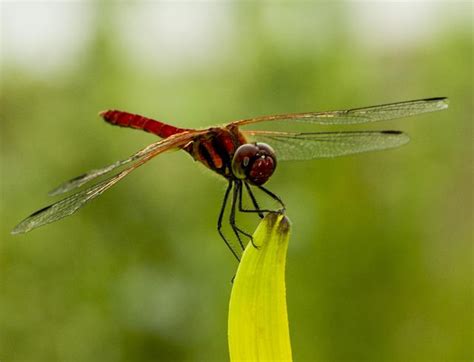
[12,131,201,234]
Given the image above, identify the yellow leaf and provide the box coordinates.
[228,212,292,361]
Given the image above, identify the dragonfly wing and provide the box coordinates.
[244,130,410,161]
[49,158,137,196]
[49,130,194,196]
[233,97,448,126]
[12,165,138,234]
[12,131,201,234]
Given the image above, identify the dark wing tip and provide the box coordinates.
[48,173,87,196]
[380,130,410,147]
[381,130,403,135]
[11,205,53,234]
[426,97,449,109]
[425,96,448,101]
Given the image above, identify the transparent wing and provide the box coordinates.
[244,130,410,161]
[49,131,196,196]
[12,164,139,234]
[12,131,201,234]
[49,157,136,196]
[232,97,448,127]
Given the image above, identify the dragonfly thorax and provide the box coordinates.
[231,143,277,185]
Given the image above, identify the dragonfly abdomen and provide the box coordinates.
[100,110,187,139]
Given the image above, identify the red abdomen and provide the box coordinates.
[100,110,188,138]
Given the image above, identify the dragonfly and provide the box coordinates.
[12,97,448,260]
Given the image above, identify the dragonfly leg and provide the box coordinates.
[238,182,270,218]
[217,180,240,262]
[234,182,260,249]
[230,181,257,251]
[257,185,286,211]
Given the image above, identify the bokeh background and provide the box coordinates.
[1,1,472,361]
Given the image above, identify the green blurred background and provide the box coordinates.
[1,2,472,361]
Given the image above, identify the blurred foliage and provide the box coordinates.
[1,2,472,361]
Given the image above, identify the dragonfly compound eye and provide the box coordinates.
[231,143,277,185]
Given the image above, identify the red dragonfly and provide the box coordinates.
[12,97,448,260]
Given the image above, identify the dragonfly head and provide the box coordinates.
[231,143,277,186]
